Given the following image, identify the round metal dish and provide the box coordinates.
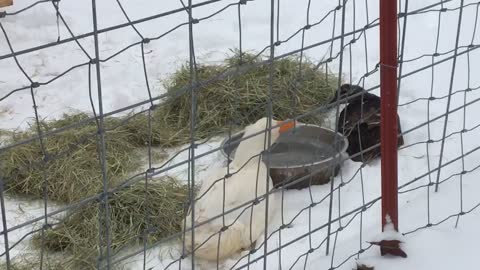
[220,124,349,189]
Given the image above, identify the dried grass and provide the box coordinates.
[0,113,141,203]
[32,177,190,269]
[127,51,338,146]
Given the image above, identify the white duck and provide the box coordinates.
[183,117,296,261]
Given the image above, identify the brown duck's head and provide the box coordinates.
[328,84,366,105]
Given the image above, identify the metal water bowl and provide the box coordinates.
[220,124,349,190]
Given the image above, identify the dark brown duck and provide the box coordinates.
[328,84,404,163]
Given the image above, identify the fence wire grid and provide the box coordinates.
[1,0,480,269]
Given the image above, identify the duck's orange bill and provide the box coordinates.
[279,120,296,133]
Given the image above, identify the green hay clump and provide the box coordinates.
[33,177,190,270]
[0,113,142,203]
[125,51,339,147]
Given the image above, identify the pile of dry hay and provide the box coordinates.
[0,113,142,203]
[0,51,339,269]
[0,178,190,270]
[30,177,190,270]
[129,52,339,146]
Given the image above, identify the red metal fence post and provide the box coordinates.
[380,0,399,231]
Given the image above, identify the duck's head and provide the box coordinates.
[328,84,365,105]
[232,117,298,165]
[245,117,298,141]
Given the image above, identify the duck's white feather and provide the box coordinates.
[183,117,279,261]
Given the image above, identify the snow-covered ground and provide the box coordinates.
[1,0,480,269]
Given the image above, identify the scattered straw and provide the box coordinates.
[126,51,339,147]
[32,177,190,270]
[0,113,142,203]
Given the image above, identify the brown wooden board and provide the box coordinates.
[0,0,13,8]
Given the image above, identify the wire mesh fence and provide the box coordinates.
[1,0,480,269]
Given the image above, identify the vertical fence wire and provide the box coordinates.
[0,174,10,270]
[326,0,348,256]
[434,0,465,192]
[187,0,198,268]
[397,0,409,100]
[262,1,276,268]
[89,0,112,268]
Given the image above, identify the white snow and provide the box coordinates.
[1,0,480,269]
